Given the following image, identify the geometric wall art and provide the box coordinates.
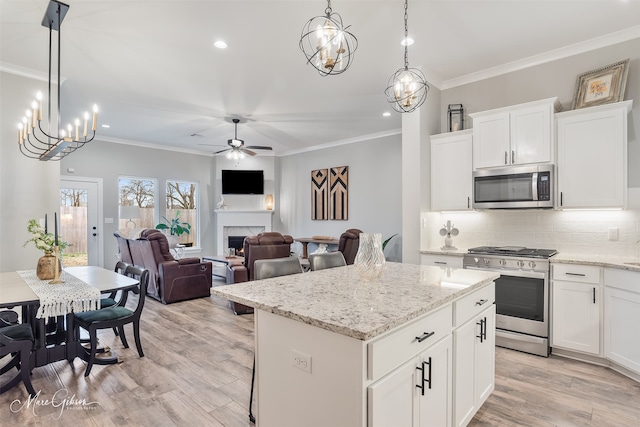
[329,166,348,220]
[311,168,328,220]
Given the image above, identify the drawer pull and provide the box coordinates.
[415,331,435,343]
[565,272,586,277]
[475,299,489,306]
[434,261,447,265]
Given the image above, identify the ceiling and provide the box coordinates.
[1,0,639,157]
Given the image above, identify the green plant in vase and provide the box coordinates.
[156,211,191,247]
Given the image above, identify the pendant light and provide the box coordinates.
[384,0,429,113]
[299,0,358,76]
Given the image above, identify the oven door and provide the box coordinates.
[494,269,548,337]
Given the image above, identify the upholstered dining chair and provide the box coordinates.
[309,252,347,271]
[248,256,304,423]
[338,228,362,265]
[0,321,36,397]
[74,265,149,377]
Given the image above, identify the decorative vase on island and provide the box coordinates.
[354,233,386,280]
[36,251,61,280]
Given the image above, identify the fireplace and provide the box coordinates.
[215,210,273,255]
[228,236,246,256]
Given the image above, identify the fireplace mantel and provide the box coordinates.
[215,210,273,255]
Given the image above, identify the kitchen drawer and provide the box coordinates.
[453,282,495,327]
[421,253,464,268]
[553,264,601,284]
[367,304,452,381]
[604,267,640,293]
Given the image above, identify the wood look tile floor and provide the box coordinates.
[2,289,639,426]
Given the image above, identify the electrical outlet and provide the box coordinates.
[291,350,312,373]
[609,227,619,241]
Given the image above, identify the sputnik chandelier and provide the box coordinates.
[384,0,429,113]
[299,0,358,76]
[17,0,98,161]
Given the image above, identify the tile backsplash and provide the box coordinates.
[423,206,640,258]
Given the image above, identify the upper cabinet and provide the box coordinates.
[430,130,473,211]
[556,100,632,209]
[470,98,561,169]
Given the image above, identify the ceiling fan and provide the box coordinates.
[214,118,273,158]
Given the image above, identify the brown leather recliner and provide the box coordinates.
[338,228,362,265]
[116,229,212,304]
[226,231,294,314]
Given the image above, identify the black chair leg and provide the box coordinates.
[118,326,129,349]
[85,330,98,377]
[249,356,256,423]
[19,342,36,397]
[133,321,144,357]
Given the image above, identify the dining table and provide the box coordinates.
[0,265,139,368]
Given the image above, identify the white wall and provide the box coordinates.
[278,135,403,261]
[424,38,640,257]
[0,72,60,272]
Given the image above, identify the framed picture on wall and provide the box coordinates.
[571,59,629,110]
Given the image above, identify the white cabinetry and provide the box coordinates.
[421,253,464,269]
[604,268,640,375]
[430,130,473,211]
[556,100,632,209]
[470,98,559,169]
[453,283,496,427]
[369,336,452,427]
[551,263,602,356]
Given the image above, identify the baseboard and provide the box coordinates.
[551,347,640,383]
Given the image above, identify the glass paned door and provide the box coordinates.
[60,179,101,267]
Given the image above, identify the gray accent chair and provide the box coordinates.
[309,252,347,271]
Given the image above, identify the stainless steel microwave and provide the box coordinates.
[473,164,554,209]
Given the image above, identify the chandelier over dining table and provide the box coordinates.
[17,0,98,161]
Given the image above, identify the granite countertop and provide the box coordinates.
[211,262,499,341]
[551,253,640,272]
[420,248,468,256]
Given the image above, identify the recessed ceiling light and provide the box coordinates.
[214,40,227,49]
[101,124,110,128]
[382,112,391,117]
[400,37,414,46]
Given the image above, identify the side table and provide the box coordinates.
[202,255,244,282]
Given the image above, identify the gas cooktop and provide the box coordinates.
[467,246,558,259]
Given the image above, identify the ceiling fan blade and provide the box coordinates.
[245,145,273,150]
[198,144,228,147]
[241,148,257,156]
[214,148,231,154]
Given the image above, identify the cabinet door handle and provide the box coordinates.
[560,192,563,206]
[425,357,432,390]
[511,150,515,164]
[593,287,596,304]
[416,361,426,396]
[476,318,486,343]
[475,299,489,306]
[434,261,447,265]
[468,196,470,209]
[565,272,586,277]
[504,151,508,165]
[415,331,435,343]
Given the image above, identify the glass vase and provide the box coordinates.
[354,233,386,280]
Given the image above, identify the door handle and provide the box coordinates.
[512,150,515,164]
[593,287,596,304]
[504,151,508,165]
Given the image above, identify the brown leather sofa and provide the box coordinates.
[338,228,362,265]
[114,229,212,304]
[226,232,294,314]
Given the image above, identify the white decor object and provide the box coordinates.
[216,195,226,210]
[439,220,459,250]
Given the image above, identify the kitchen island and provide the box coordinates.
[212,262,499,427]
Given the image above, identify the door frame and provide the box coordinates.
[60,176,104,268]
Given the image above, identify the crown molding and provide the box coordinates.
[95,135,215,157]
[440,25,640,90]
[0,61,64,84]
[280,128,402,157]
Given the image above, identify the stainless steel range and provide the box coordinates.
[463,246,558,357]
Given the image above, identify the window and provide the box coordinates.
[118,177,156,230]
[164,180,198,247]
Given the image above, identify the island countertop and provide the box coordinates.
[211,262,499,341]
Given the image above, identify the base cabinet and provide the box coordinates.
[453,305,496,427]
[604,268,640,375]
[551,264,602,356]
[368,336,452,427]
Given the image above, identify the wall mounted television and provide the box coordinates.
[222,169,264,195]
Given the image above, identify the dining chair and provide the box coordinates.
[74,265,149,377]
[248,256,304,423]
[100,261,131,309]
[309,252,347,271]
[0,322,36,397]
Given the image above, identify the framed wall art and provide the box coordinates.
[329,166,348,220]
[571,59,629,110]
[311,169,328,220]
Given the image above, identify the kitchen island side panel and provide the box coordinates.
[255,309,368,427]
